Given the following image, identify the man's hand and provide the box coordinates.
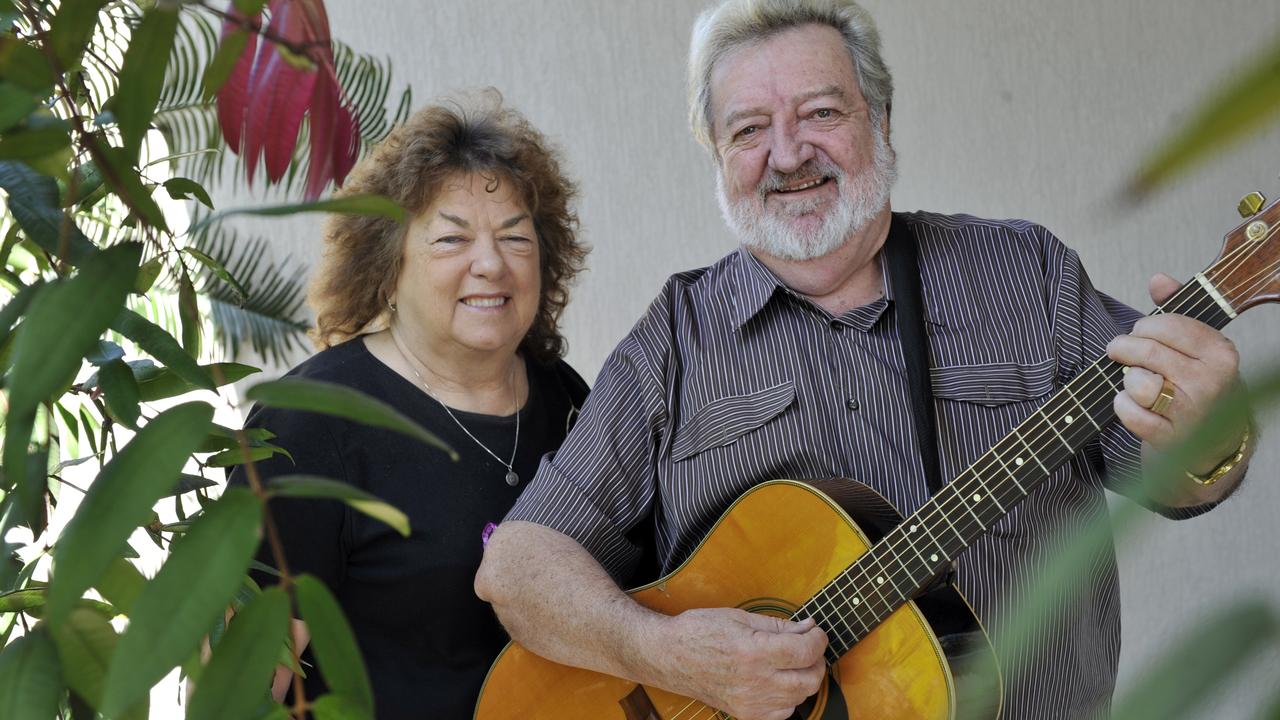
[654,608,828,720]
[1107,273,1246,475]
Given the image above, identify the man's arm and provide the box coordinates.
[475,520,828,720]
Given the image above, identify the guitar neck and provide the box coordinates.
[797,270,1237,664]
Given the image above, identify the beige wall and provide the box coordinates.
[248,1,1280,715]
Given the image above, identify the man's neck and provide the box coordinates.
[749,207,893,316]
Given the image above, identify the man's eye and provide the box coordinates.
[812,108,834,119]
[734,125,758,140]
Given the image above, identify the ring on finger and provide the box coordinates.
[1149,379,1175,416]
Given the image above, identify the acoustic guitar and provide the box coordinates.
[474,194,1280,720]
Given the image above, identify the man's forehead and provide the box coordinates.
[709,25,863,125]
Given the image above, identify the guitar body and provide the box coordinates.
[474,479,1002,720]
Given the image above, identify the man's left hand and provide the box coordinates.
[1106,273,1245,476]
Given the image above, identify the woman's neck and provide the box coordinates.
[365,328,527,415]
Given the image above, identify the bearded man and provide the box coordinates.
[475,1,1251,718]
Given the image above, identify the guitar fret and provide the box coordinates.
[1036,406,1074,451]
[1062,383,1102,431]
[1009,428,1050,473]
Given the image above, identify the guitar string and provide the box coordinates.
[662,221,1278,720]
[672,228,1280,720]
[807,232,1278,653]
[800,224,1279,653]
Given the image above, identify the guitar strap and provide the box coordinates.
[883,213,945,496]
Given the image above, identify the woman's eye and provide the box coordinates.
[435,235,465,245]
[502,235,532,244]
[735,125,758,140]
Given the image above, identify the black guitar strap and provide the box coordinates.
[883,213,945,496]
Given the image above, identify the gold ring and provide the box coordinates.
[1150,379,1175,416]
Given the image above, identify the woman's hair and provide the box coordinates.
[308,90,587,363]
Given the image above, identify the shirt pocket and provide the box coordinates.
[929,357,1061,539]
[670,381,796,462]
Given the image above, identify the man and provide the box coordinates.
[475,1,1251,718]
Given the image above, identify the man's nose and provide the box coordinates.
[768,121,815,175]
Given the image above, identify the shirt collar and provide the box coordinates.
[726,213,908,332]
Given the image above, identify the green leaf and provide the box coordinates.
[98,358,141,428]
[0,588,45,613]
[47,401,214,623]
[50,607,147,720]
[165,473,218,498]
[137,361,257,401]
[92,556,145,615]
[89,142,168,231]
[0,281,40,352]
[232,0,268,15]
[296,575,374,716]
[0,120,70,161]
[202,28,249,101]
[85,340,124,366]
[179,271,201,356]
[184,246,247,303]
[311,694,373,720]
[268,475,409,537]
[0,160,98,265]
[4,243,142,526]
[1111,600,1278,720]
[204,445,275,467]
[1127,35,1280,197]
[164,176,213,208]
[112,6,179,154]
[133,256,163,294]
[49,0,109,69]
[111,308,214,391]
[0,83,36,133]
[0,626,63,720]
[187,587,289,720]
[247,378,456,459]
[189,194,406,234]
[102,487,262,717]
[0,37,54,95]
[64,162,104,208]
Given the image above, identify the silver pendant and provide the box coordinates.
[505,470,519,487]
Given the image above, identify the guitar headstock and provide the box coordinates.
[1209,192,1280,314]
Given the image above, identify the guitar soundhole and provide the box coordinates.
[734,599,850,720]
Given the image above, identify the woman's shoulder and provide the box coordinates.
[529,356,589,408]
[281,338,376,384]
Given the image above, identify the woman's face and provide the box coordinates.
[392,172,541,359]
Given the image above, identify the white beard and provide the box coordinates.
[717,125,898,262]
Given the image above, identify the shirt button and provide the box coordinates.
[846,398,860,411]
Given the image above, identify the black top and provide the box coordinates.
[228,338,588,719]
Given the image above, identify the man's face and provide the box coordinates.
[710,23,896,261]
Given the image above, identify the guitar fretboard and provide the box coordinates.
[796,272,1234,665]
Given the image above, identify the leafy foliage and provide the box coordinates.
[0,1,428,718]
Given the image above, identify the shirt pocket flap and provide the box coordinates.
[930,357,1057,406]
[671,381,796,461]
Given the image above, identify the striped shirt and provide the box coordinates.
[507,211,1196,718]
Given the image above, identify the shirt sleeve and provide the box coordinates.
[1042,231,1214,519]
[226,405,350,590]
[505,334,668,583]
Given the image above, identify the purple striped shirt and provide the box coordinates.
[508,211,1187,718]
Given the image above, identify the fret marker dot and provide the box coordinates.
[876,577,885,585]
[909,524,917,533]
[930,554,939,562]
[852,597,860,605]
[1015,458,1025,466]
[972,493,982,502]
[1064,415,1074,424]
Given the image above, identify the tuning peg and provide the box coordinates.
[1238,191,1265,218]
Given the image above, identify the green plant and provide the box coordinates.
[0,1,438,718]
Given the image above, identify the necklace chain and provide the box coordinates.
[390,331,521,486]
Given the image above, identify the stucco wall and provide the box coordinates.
[242,1,1280,716]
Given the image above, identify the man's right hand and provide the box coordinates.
[652,608,828,720]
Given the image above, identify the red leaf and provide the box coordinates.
[215,8,259,154]
[304,70,338,201]
[331,101,359,187]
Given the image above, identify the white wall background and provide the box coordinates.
[232,1,1280,716]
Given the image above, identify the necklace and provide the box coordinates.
[390,331,522,486]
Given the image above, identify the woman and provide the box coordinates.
[230,93,589,719]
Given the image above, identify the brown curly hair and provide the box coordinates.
[308,91,587,363]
